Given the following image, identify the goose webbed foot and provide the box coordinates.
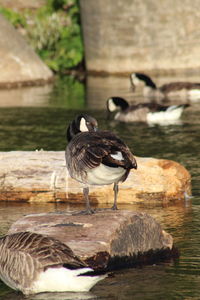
[111,204,118,210]
[82,208,95,215]
[72,208,95,215]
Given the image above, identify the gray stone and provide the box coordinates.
[80,0,200,74]
[0,14,53,87]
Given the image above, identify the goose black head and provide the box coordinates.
[106,97,129,118]
[66,114,98,142]
[130,72,157,89]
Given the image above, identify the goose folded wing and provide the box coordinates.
[75,146,108,170]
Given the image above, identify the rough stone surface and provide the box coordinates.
[8,210,173,269]
[0,15,53,87]
[0,0,45,11]
[0,151,191,204]
[80,0,200,74]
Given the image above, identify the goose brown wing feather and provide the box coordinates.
[66,131,136,173]
[0,232,87,291]
[0,232,86,277]
[160,82,200,93]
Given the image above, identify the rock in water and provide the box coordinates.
[8,210,174,269]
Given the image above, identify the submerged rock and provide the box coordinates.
[0,151,191,204]
[8,210,174,269]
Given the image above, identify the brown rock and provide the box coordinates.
[8,210,174,269]
[0,151,191,204]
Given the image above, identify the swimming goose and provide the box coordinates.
[107,97,189,124]
[65,114,137,214]
[0,231,105,295]
[130,72,200,101]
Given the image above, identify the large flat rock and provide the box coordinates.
[0,151,191,204]
[8,210,174,269]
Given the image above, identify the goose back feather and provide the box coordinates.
[0,231,104,294]
[65,114,137,212]
[130,72,200,101]
[107,97,189,123]
[66,130,136,185]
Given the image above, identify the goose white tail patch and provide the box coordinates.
[86,163,126,185]
[33,267,105,293]
[147,106,184,124]
[131,74,140,85]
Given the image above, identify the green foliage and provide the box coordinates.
[0,7,26,27]
[0,0,83,73]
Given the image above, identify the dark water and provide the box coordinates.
[0,75,200,299]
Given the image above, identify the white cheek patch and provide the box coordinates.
[131,74,140,85]
[80,118,89,132]
[110,151,124,161]
[108,99,117,112]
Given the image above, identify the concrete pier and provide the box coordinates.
[80,0,200,74]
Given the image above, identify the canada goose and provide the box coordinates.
[65,114,137,214]
[130,72,200,101]
[107,97,189,124]
[0,231,105,295]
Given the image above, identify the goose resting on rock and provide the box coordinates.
[65,114,137,214]
[130,72,200,101]
[107,97,189,124]
[0,231,105,295]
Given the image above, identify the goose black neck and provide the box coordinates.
[66,119,80,142]
[112,97,129,111]
[135,73,157,89]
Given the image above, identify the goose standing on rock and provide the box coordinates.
[130,72,200,101]
[107,97,189,124]
[0,231,105,295]
[65,114,137,214]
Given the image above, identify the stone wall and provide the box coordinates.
[80,0,200,74]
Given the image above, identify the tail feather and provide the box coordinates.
[147,104,188,123]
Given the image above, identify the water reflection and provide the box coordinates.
[0,84,53,107]
[1,289,97,300]
[0,76,86,109]
[1,73,200,110]
[0,74,200,299]
[85,75,135,109]
[28,291,97,300]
